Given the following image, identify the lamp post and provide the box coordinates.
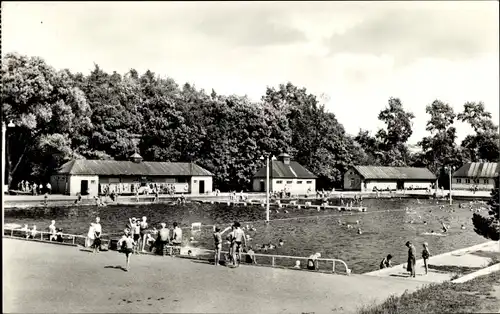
[445,165,455,205]
[2,121,15,197]
[259,155,276,222]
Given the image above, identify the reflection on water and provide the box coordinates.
[4,198,486,273]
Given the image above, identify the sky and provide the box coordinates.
[2,1,499,145]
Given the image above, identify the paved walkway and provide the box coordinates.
[3,238,426,313]
[364,241,499,283]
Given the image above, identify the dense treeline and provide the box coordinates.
[1,53,499,191]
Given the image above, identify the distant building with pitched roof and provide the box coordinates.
[50,153,214,196]
[452,162,499,191]
[343,166,436,192]
[252,153,317,195]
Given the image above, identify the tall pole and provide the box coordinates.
[266,156,270,222]
[449,167,453,206]
[2,122,6,198]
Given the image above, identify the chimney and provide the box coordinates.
[130,152,143,163]
[278,153,291,165]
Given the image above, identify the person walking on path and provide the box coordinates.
[422,242,431,275]
[172,222,183,256]
[46,182,52,195]
[118,230,135,271]
[406,241,416,278]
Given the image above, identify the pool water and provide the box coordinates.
[4,198,488,273]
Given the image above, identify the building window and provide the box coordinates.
[276,180,283,184]
[456,179,461,183]
[465,179,470,184]
[297,181,303,184]
[473,179,479,184]
[484,179,489,184]
[91,180,96,184]
[286,181,293,184]
[306,181,312,184]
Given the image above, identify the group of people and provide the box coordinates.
[20,220,63,242]
[17,180,51,195]
[116,218,183,271]
[213,222,252,267]
[380,241,431,277]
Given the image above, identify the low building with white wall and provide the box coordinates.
[252,153,317,195]
[50,153,213,196]
[452,162,499,191]
[343,166,436,192]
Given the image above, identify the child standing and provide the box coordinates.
[422,242,431,275]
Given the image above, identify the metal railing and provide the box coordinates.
[154,245,350,275]
[3,227,110,247]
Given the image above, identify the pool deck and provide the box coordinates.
[364,241,499,283]
[3,238,426,313]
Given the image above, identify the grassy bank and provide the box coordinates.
[359,270,500,314]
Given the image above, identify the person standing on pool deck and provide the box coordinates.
[118,231,136,271]
[213,226,232,266]
[86,223,95,248]
[48,220,57,241]
[172,222,183,256]
[232,222,247,267]
[422,242,431,275]
[139,216,148,252]
[93,217,102,254]
[405,241,416,278]
[157,223,170,256]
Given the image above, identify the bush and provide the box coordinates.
[472,178,499,241]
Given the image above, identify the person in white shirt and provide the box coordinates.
[86,223,95,248]
[93,217,102,253]
[48,220,57,241]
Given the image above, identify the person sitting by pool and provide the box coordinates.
[380,254,393,269]
[21,224,29,238]
[268,243,276,250]
[307,253,321,271]
[145,233,156,252]
[294,260,301,269]
[56,228,64,243]
[245,247,257,264]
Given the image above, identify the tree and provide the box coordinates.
[458,102,500,162]
[375,97,415,166]
[1,53,92,185]
[472,178,500,241]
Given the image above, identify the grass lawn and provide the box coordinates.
[359,270,500,314]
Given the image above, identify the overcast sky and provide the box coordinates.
[2,1,499,145]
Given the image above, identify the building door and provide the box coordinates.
[396,180,404,190]
[260,181,265,192]
[80,180,89,195]
[199,180,205,194]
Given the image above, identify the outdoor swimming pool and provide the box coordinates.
[4,198,488,273]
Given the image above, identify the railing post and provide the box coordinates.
[41,232,43,240]
[11,229,13,237]
[332,260,335,273]
[72,237,75,245]
[272,257,275,267]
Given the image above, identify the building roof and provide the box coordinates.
[351,166,436,180]
[56,160,214,176]
[453,162,500,178]
[254,161,317,179]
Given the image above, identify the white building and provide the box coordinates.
[343,166,436,192]
[50,153,214,196]
[452,162,499,191]
[252,153,317,195]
